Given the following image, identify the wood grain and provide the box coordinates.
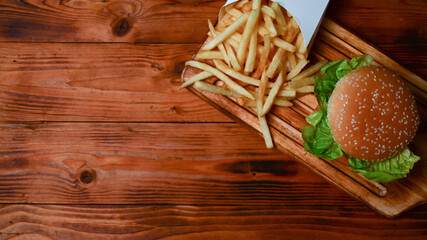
[0,0,224,43]
[0,204,426,240]
[0,122,326,204]
[0,43,229,122]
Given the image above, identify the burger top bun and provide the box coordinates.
[328,66,419,162]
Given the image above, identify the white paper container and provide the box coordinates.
[219,0,330,50]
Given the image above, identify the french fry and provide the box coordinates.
[261,71,285,116]
[294,85,315,93]
[207,19,230,66]
[261,88,297,98]
[235,0,249,8]
[237,0,261,65]
[226,7,244,19]
[285,18,299,43]
[296,33,308,59]
[194,81,243,98]
[246,98,292,108]
[257,22,270,37]
[273,98,293,107]
[259,115,273,149]
[257,70,269,115]
[244,25,258,73]
[241,2,252,12]
[287,58,309,80]
[224,2,236,11]
[203,12,250,51]
[263,13,277,37]
[266,47,285,78]
[287,52,297,70]
[275,23,287,36]
[261,5,276,19]
[270,2,286,27]
[213,59,262,87]
[253,34,271,79]
[186,60,254,100]
[179,71,214,89]
[295,32,304,52]
[272,37,296,52]
[288,76,315,89]
[292,59,328,81]
[197,51,224,60]
[277,89,297,98]
[224,41,241,71]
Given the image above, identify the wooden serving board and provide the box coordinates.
[181,18,427,218]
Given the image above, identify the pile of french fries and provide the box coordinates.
[181,0,328,149]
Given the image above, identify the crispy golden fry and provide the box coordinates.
[285,18,299,43]
[197,51,224,60]
[294,85,315,93]
[288,76,315,89]
[287,52,297,70]
[266,47,285,78]
[235,0,249,8]
[194,81,242,98]
[261,71,285,116]
[244,26,258,73]
[270,2,286,27]
[261,5,276,19]
[258,115,273,148]
[237,3,261,65]
[272,37,296,52]
[292,59,328,81]
[257,70,269,115]
[277,89,297,98]
[213,59,261,87]
[263,13,277,37]
[226,7,244,19]
[246,98,292,108]
[262,88,297,98]
[180,71,214,89]
[186,60,254,100]
[207,19,230,66]
[295,32,308,59]
[287,58,309,80]
[224,41,241,71]
[253,34,271,79]
[203,12,249,51]
[257,22,269,36]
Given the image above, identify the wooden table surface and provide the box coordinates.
[0,0,426,239]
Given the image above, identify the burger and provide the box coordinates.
[302,54,420,182]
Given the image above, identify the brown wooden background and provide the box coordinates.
[0,0,426,239]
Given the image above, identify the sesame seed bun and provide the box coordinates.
[327,66,419,162]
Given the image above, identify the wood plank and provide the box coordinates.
[0,122,326,204]
[0,0,223,43]
[0,43,229,122]
[0,204,426,240]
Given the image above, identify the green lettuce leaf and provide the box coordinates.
[305,54,374,160]
[302,110,343,160]
[348,148,420,183]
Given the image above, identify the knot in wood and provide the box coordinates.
[79,170,95,184]
[113,18,131,37]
